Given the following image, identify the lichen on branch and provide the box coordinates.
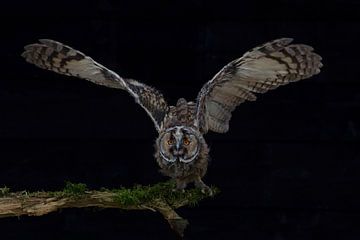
[0,181,218,237]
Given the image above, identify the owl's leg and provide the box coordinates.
[194,177,213,196]
[173,178,187,193]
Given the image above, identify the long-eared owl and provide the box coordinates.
[22,38,322,194]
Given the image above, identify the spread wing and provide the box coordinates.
[195,38,323,133]
[22,39,168,131]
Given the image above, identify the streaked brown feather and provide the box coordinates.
[196,38,323,133]
[22,39,169,131]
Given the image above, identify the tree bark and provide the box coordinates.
[0,182,217,237]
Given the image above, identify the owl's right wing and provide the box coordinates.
[195,38,323,133]
[22,39,169,132]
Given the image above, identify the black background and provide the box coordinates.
[1,0,360,239]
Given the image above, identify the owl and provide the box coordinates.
[22,38,322,194]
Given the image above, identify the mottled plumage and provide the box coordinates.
[195,38,322,133]
[22,38,322,193]
[22,39,168,131]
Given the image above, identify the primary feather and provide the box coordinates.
[195,38,323,133]
[22,39,169,131]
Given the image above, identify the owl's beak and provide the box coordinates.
[176,141,181,150]
[174,128,183,150]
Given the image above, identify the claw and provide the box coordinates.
[172,188,185,193]
[200,185,213,196]
[194,178,213,196]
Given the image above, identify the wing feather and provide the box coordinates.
[22,39,168,131]
[195,38,323,133]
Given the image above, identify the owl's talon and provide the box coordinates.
[194,179,213,196]
[200,186,213,196]
[172,188,185,194]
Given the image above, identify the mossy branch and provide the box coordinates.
[0,181,218,237]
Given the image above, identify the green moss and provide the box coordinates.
[111,181,219,207]
[41,182,88,198]
[1,181,219,207]
[0,186,10,197]
[62,182,88,197]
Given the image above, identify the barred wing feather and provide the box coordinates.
[195,38,323,133]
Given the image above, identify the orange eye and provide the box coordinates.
[183,138,190,145]
[167,139,174,145]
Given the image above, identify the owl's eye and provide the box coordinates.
[183,138,190,145]
[167,139,174,145]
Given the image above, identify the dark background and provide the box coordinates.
[1,0,360,239]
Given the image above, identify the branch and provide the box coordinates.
[0,181,218,237]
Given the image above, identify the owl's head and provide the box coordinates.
[158,126,201,163]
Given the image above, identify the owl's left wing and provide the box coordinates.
[22,39,168,131]
[195,38,323,133]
